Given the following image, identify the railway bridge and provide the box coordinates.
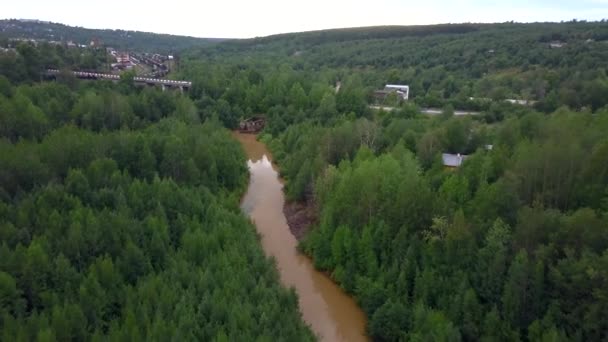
[45,69,192,92]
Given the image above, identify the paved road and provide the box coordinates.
[369,105,480,116]
[421,108,481,116]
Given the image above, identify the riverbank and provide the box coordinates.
[283,199,316,241]
[233,132,369,342]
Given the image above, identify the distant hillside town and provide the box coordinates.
[1,24,178,78]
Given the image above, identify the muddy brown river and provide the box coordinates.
[235,133,368,342]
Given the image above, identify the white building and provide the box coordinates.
[505,99,537,106]
[384,84,410,100]
[442,153,468,168]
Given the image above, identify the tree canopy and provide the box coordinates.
[0,70,314,341]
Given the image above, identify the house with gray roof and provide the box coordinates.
[442,153,468,168]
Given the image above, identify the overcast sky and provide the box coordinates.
[4,0,608,38]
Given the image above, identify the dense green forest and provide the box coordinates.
[0,19,223,53]
[264,108,608,341]
[176,22,608,341]
[0,67,314,339]
[2,20,608,341]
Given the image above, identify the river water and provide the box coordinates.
[234,133,368,342]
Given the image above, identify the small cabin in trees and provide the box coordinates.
[442,153,468,169]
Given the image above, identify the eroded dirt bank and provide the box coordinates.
[283,199,316,241]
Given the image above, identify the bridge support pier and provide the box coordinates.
[161,84,166,92]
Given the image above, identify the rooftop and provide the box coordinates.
[442,153,468,168]
[385,84,409,89]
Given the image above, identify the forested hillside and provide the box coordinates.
[177,21,608,341]
[0,19,223,53]
[0,68,314,340]
[186,21,608,113]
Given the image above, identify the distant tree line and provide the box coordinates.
[0,19,222,54]
[184,21,608,116]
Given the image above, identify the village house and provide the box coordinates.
[373,84,410,103]
[112,52,134,70]
[442,153,468,169]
